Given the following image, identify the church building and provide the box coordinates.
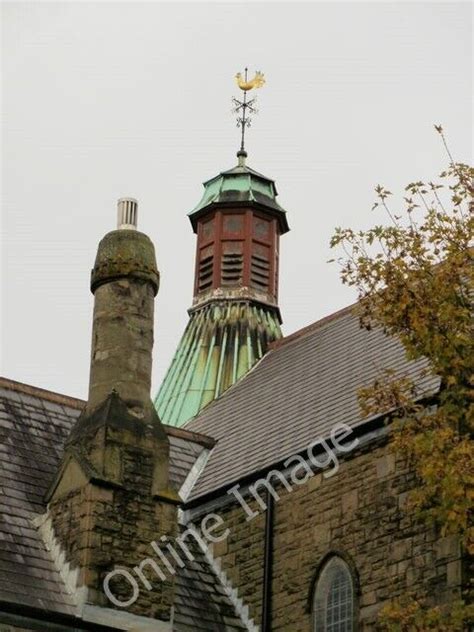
[0,73,465,631]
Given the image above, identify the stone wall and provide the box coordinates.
[48,409,179,622]
[49,476,177,621]
[205,435,462,631]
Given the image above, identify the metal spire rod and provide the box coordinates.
[239,71,248,152]
[232,68,265,158]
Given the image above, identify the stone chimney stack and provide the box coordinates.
[44,201,181,626]
[87,198,159,415]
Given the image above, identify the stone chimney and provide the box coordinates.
[44,200,181,625]
[86,197,158,415]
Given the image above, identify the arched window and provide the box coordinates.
[312,556,355,632]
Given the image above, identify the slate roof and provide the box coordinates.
[0,378,246,630]
[186,303,440,501]
[173,535,246,631]
[0,382,78,616]
[174,526,247,631]
[0,302,441,628]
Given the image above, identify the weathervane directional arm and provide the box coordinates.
[232,67,266,157]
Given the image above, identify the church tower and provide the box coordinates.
[155,70,290,427]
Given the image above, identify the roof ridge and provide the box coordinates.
[165,425,216,449]
[0,376,216,448]
[270,301,358,351]
[0,377,86,409]
[220,163,274,181]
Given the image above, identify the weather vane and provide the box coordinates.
[232,68,265,160]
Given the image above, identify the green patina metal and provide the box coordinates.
[154,301,282,427]
[154,158,289,428]
[188,163,289,234]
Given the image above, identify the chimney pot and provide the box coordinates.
[117,197,138,230]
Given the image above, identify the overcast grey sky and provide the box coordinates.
[2,2,472,400]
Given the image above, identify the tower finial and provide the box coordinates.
[233,68,265,162]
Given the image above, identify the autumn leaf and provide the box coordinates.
[330,128,474,629]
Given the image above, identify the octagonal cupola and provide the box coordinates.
[189,154,289,310]
[155,71,291,428]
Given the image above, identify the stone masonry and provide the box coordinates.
[205,435,462,631]
[47,393,180,620]
[44,212,181,623]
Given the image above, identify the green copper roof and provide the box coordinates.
[188,163,289,233]
[154,301,282,428]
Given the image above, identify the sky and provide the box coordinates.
[1,1,472,400]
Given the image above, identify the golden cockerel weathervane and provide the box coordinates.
[235,70,265,91]
[232,68,265,158]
